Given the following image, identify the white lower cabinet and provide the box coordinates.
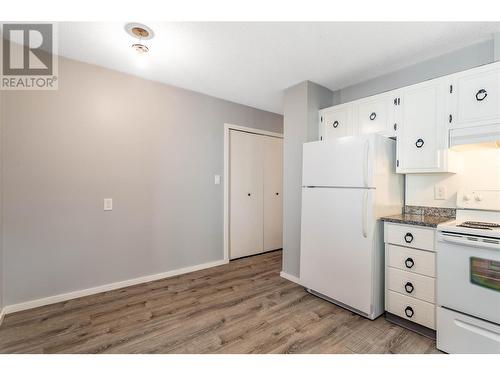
[384,222,437,330]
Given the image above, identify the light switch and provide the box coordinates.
[214,175,221,185]
[434,185,447,200]
[104,198,113,211]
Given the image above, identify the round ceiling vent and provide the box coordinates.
[124,23,155,40]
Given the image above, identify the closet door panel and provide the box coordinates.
[263,136,283,251]
[229,131,264,259]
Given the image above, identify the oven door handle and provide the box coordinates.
[440,233,500,250]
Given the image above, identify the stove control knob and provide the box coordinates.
[463,194,471,202]
[475,194,483,202]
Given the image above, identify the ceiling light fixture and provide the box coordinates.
[125,23,154,55]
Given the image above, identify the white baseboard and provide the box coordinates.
[0,307,5,326]
[4,259,229,315]
[280,271,300,284]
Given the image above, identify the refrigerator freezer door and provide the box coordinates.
[300,187,377,316]
[302,137,374,188]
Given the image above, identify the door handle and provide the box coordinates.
[405,257,414,269]
[332,120,339,128]
[405,282,414,294]
[405,306,414,318]
[415,139,424,148]
[404,232,414,243]
[363,140,369,188]
[369,112,376,121]
[475,89,488,101]
[362,190,368,238]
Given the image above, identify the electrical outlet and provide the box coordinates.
[214,174,221,185]
[434,185,447,200]
[104,198,113,211]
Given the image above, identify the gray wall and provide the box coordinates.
[2,56,282,306]
[282,81,333,278]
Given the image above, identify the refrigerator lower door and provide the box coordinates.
[302,136,374,188]
[300,187,378,317]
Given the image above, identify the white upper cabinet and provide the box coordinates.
[317,62,499,173]
[354,92,398,137]
[319,103,354,140]
[396,78,457,174]
[448,62,500,129]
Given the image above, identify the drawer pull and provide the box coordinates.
[415,138,424,148]
[405,257,414,269]
[404,282,414,294]
[404,232,414,243]
[475,89,487,101]
[405,306,414,318]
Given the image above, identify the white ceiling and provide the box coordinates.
[57,22,500,114]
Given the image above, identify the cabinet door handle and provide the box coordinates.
[415,139,424,148]
[404,232,414,243]
[247,193,251,196]
[475,89,488,101]
[369,112,376,121]
[405,306,414,318]
[405,257,414,269]
[332,121,339,128]
[275,192,279,196]
[405,282,414,294]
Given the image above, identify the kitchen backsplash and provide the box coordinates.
[403,205,456,218]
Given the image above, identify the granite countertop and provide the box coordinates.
[381,213,454,228]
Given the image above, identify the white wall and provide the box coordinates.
[2,56,283,307]
[282,81,333,278]
[406,145,500,208]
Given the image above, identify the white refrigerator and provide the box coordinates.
[300,134,403,320]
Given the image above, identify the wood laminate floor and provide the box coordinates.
[0,251,440,354]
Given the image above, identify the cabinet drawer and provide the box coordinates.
[386,290,435,329]
[386,244,436,277]
[385,223,435,251]
[387,267,435,303]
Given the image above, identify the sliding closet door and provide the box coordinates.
[229,130,264,259]
[263,136,283,251]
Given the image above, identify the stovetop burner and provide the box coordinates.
[457,221,500,230]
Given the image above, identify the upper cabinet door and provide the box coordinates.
[320,104,354,140]
[355,93,397,137]
[396,79,452,173]
[448,62,500,129]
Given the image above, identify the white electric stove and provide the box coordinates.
[436,189,500,354]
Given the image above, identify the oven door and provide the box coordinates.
[437,231,500,324]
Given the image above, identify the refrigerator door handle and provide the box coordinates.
[362,190,368,238]
[363,140,369,188]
